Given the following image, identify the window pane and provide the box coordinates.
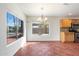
[7,12,17,44]
[32,22,49,35]
[17,18,23,38]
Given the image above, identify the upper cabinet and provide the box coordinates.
[72,19,79,24]
[60,19,72,28]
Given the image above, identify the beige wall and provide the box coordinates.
[26,16,60,41]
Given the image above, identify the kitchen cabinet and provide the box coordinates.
[60,19,72,28]
[60,32,74,43]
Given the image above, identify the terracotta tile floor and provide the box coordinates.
[15,41,79,56]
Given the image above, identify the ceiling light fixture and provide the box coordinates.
[37,7,48,23]
[36,7,49,35]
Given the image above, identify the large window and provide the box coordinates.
[32,22,49,35]
[7,12,24,44]
[7,12,17,44]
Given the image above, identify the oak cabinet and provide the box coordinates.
[60,32,74,43]
[60,19,72,28]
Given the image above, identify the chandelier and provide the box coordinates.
[36,7,48,35]
[37,7,48,25]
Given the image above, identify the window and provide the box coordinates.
[7,12,17,44]
[32,22,49,35]
[7,12,24,44]
[17,18,24,38]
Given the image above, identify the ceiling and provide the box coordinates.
[18,3,79,17]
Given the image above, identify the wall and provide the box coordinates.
[26,16,61,41]
[0,4,26,56]
[27,16,79,41]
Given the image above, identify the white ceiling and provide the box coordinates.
[18,3,79,17]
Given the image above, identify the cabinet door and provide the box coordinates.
[72,19,79,24]
[60,19,72,28]
[65,32,74,42]
[60,32,65,42]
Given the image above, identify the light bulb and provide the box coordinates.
[37,17,42,22]
[45,17,47,21]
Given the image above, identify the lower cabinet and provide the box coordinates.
[60,32,74,43]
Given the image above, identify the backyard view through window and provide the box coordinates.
[7,12,24,44]
[7,12,17,44]
[32,22,49,35]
